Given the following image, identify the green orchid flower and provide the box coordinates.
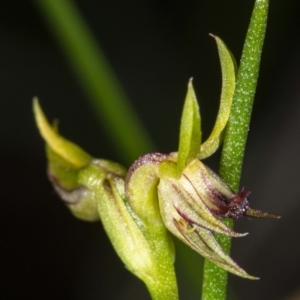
[34,34,278,292]
[125,35,278,280]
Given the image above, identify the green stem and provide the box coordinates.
[145,230,179,300]
[33,0,154,163]
[202,0,269,299]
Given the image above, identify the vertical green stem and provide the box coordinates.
[33,0,154,163]
[145,229,179,300]
[202,1,269,299]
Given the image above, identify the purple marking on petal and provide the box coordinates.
[47,166,90,205]
[174,204,240,236]
[53,184,89,205]
[172,179,212,213]
[173,218,214,255]
[194,228,216,253]
[171,181,238,233]
[187,165,251,220]
[174,218,224,264]
[174,205,213,232]
[197,167,229,208]
[125,152,168,187]
[181,174,230,217]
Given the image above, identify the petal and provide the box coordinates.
[199,36,236,159]
[173,219,258,279]
[158,174,246,237]
[125,153,168,227]
[177,79,201,175]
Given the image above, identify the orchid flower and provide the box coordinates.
[34,34,278,300]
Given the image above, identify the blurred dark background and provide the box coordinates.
[1,1,300,299]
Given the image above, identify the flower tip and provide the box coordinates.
[33,97,47,130]
[246,207,280,219]
[264,213,281,219]
[33,96,38,107]
[235,264,259,280]
[33,97,51,141]
[33,97,43,125]
[33,97,92,168]
[208,33,217,39]
[237,268,259,280]
[248,275,260,280]
[240,231,249,237]
[229,230,248,238]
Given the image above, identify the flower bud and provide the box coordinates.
[33,98,129,221]
[48,166,99,221]
[33,98,100,221]
[34,101,178,297]
[124,153,179,297]
[48,158,126,222]
[77,161,161,285]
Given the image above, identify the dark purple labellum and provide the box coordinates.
[224,187,250,220]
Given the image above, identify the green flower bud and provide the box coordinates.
[34,100,178,298]
[48,158,126,222]
[48,167,98,221]
[78,161,162,286]
[33,98,101,221]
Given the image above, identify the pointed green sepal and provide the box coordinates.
[246,207,280,219]
[199,35,236,159]
[177,79,201,175]
[33,97,92,169]
[33,98,102,220]
[173,222,258,279]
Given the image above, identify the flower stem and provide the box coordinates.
[202,0,269,299]
[33,0,155,163]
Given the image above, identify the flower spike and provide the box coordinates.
[34,34,279,284]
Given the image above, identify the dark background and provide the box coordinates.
[2,1,300,299]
